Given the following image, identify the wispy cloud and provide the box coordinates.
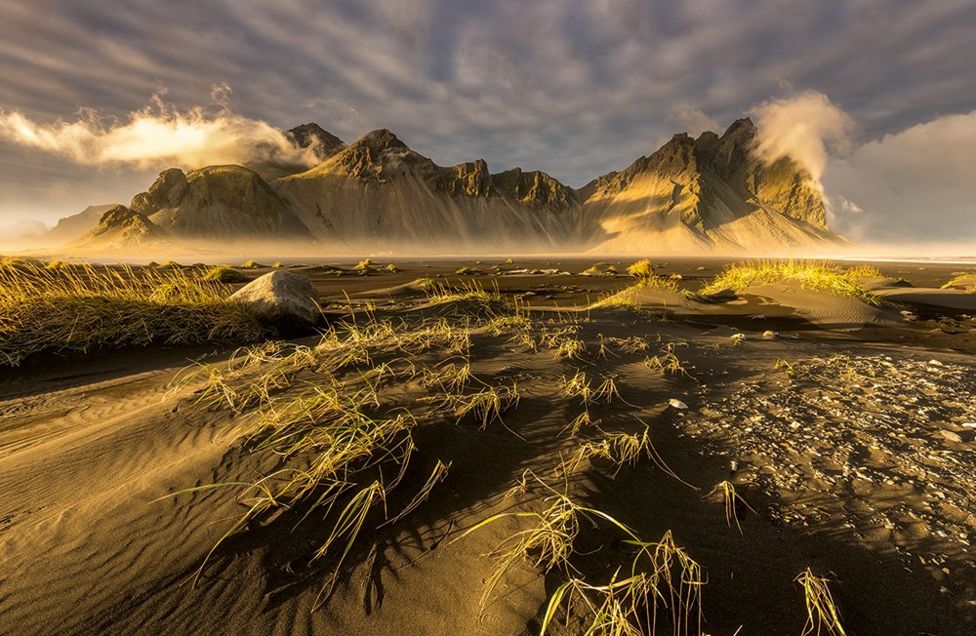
[0,87,319,169]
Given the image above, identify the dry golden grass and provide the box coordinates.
[203,265,250,283]
[941,272,976,292]
[0,261,264,365]
[702,260,880,303]
[796,569,848,636]
[457,472,704,634]
[626,258,655,280]
[707,481,755,533]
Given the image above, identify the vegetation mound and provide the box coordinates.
[0,262,264,365]
[702,261,880,302]
[204,266,250,283]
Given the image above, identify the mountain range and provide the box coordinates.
[43,119,845,255]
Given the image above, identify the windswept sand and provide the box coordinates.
[1,258,975,635]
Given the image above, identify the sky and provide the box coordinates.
[0,0,974,245]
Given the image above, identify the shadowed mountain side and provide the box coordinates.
[131,166,313,241]
[69,205,170,250]
[274,129,583,251]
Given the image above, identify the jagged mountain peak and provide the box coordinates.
[72,204,166,247]
[287,123,345,157]
[353,128,410,151]
[491,167,578,209]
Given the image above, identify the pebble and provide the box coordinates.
[761,330,778,339]
[668,398,689,410]
[939,430,963,444]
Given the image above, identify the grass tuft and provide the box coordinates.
[203,266,250,283]
[626,258,655,280]
[796,569,848,636]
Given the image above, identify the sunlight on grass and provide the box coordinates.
[701,260,880,303]
[0,261,263,365]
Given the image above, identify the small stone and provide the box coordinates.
[761,330,777,339]
[939,430,963,444]
[668,398,689,410]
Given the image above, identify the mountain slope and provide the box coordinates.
[130,166,313,241]
[579,118,842,253]
[249,123,347,180]
[42,204,120,246]
[69,205,168,250]
[274,129,581,251]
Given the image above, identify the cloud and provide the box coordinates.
[0,88,321,170]
[749,91,854,184]
[824,110,976,242]
[670,107,721,136]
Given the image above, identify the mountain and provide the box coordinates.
[45,119,844,254]
[0,219,48,247]
[70,204,167,250]
[249,124,347,180]
[274,129,580,251]
[130,166,312,241]
[41,204,120,246]
[578,118,840,253]
[287,123,345,158]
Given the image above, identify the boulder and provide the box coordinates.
[229,271,320,327]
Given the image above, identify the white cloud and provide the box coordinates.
[824,110,976,241]
[670,108,721,136]
[749,90,854,184]
[0,89,321,170]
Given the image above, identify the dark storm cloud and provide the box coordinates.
[0,0,974,242]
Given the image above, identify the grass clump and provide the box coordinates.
[0,261,264,366]
[796,569,848,636]
[203,265,250,283]
[941,272,976,292]
[240,260,265,269]
[707,480,755,533]
[457,472,704,633]
[353,258,373,271]
[626,258,655,280]
[702,260,880,303]
[451,382,520,429]
[423,280,512,316]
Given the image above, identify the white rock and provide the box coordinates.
[668,398,688,410]
[230,270,320,325]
